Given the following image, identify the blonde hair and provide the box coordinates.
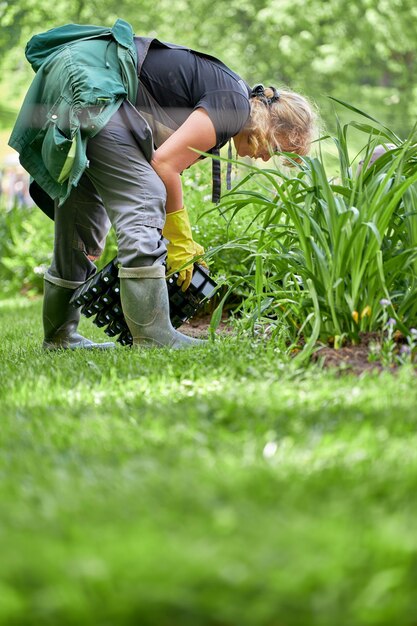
[247,87,317,158]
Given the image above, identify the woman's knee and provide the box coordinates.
[117,224,167,267]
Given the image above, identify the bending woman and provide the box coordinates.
[9,19,316,350]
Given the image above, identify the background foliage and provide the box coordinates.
[1,0,417,136]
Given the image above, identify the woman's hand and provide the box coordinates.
[162,208,207,291]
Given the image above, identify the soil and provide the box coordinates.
[178,313,232,338]
[311,332,417,375]
[180,317,415,376]
[311,333,385,375]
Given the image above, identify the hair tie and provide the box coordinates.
[266,85,280,104]
[250,84,280,106]
[250,84,265,98]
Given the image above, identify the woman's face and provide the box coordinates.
[233,131,278,162]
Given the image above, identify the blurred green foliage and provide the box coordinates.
[0,202,53,296]
[1,0,416,135]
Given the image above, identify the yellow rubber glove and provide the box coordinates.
[162,208,208,291]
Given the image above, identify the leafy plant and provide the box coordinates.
[0,202,54,296]
[208,104,417,356]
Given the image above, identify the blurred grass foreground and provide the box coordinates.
[1,298,417,626]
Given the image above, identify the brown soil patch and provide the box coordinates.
[311,333,383,375]
[178,313,232,339]
[312,332,416,375]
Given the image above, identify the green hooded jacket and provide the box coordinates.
[8,19,139,206]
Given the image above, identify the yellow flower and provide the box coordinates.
[361,305,372,319]
[352,310,359,324]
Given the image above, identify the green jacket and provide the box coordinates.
[8,19,138,206]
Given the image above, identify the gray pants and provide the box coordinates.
[46,106,167,289]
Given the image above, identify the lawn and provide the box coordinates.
[1,297,417,626]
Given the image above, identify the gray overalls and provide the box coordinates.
[46,37,171,291]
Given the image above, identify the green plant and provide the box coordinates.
[0,202,54,296]
[207,104,417,358]
[368,299,417,367]
[368,300,397,367]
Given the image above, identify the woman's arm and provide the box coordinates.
[150,107,217,213]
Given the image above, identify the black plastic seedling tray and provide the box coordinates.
[69,258,217,345]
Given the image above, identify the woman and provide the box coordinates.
[9,19,316,350]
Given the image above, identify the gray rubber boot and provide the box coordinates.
[119,265,206,348]
[42,279,115,350]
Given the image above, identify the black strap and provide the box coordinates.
[211,149,221,204]
[226,140,233,191]
[212,141,233,203]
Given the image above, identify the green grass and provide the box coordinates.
[1,297,417,626]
